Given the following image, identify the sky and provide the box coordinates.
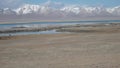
[0,0,120,8]
[24,0,120,7]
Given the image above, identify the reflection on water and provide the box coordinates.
[0,20,120,36]
[0,22,79,36]
[0,30,61,36]
[1,20,120,29]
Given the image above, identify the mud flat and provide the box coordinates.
[0,23,120,68]
[56,23,120,33]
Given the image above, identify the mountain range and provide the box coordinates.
[0,3,120,23]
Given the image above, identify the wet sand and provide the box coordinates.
[0,23,120,68]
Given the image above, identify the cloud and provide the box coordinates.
[43,1,65,8]
[0,0,23,8]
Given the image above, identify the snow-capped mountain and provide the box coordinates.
[0,3,120,22]
[60,6,80,14]
[15,4,56,15]
[0,8,16,15]
[0,3,120,17]
[15,4,40,14]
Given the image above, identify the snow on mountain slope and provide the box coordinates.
[0,8,16,15]
[15,4,40,14]
[0,3,120,17]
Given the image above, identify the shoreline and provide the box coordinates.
[0,22,120,36]
[0,22,120,68]
[0,19,120,24]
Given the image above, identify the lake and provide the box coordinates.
[0,20,120,36]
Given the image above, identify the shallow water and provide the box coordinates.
[0,30,62,36]
[0,20,120,29]
[0,20,120,36]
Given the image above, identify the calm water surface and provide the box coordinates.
[0,20,120,36]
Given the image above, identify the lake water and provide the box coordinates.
[0,30,62,36]
[0,20,120,36]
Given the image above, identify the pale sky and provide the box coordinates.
[0,0,120,8]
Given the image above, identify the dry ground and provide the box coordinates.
[0,24,120,68]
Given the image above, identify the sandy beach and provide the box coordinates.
[0,23,120,68]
